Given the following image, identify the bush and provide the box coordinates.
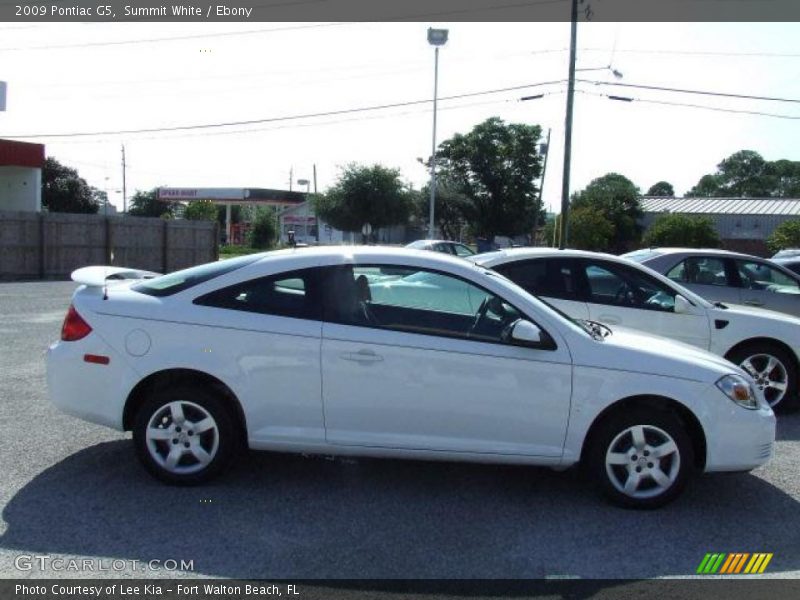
[767,220,800,254]
[643,214,720,248]
[184,200,218,221]
[248,210,277,249]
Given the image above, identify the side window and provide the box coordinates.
[585,261,676,312]
[736,261,800,292]
[194,268,322,320]
[323,265,528,344]
[667,257,729,287]
[495,259,581,301]
[453,244,474,257]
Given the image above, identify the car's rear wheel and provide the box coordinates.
[727,343,797,411]
[133,386,237,484]
[587,409,694,509]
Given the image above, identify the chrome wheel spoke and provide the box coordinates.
[169,401,186,424]
[769,380,788,392]
[740,358,758,377]
[147,427,173,441]
[650,467,671,488]
[763,356,778,376]
[630,426,646,450]
[192,417,215,434]
[651,440,677,459]
[190,444,212,466]
[623,471,641,494]
[165,445,183,469]
[607,452,630,465]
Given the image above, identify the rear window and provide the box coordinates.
[132,255,261,297]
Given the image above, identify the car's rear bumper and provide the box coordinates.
[47,336,133,431]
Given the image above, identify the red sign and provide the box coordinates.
[0,139,45,168]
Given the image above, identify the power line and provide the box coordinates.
[577,79,800,104]
[4,79,567,139]
[577,89,800,120]
[581,46,800,58]
[0,22,353,52]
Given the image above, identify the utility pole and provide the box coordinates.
[534,128,551,246]
[121,144,127,214]
[313,164,319,242]
[559,0,579,249]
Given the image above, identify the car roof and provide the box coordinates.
[635,247,761,260]
[406,239,462,247]
[246,244,483,272]
[472,247,622,266]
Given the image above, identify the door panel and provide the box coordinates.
[319,264,572,457]
[583,261,711,350]
[321,323,572,456]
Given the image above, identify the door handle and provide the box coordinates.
[340,349,384,363]
[597,315,621,325]
[744,300,764,307]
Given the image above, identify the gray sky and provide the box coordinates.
[1,21,798,211]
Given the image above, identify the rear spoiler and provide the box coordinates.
[71,266,161,287]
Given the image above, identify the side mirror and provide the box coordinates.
[674,294,692,314]
[511,319,543,345]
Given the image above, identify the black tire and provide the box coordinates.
[133,385,238,485]
[727,342,798,412]
[586,408,694,509]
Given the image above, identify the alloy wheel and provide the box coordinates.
[605,424,681,499]
[739,353,788,408]
[145,400,219,474]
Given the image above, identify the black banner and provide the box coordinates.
[1,0,799,23]
[4,580,800,600]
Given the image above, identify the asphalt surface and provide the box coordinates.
[1,280,799,580]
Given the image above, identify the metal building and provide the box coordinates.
[640,196,800,256]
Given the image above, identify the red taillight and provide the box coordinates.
[61,304,92,341]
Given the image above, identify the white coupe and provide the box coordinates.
[472,248,800,410]
[47,247,775,508]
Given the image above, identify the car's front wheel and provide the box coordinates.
[587,409,694,509]
[133,386,237,484]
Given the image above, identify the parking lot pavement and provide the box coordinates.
[1,280,799,580]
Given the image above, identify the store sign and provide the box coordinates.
[158,188,246,201]
[283,216,317,225]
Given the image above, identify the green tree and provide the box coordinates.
[184,199,218,221]
[643,214,721,248]
[414,180,470,241]
[687,150,800,198]
[248,208,277,249]
[41,157,100,214]
[567,207,615,251]
[314,163,413,232]
[571,173,642,253]
[128,188,177,218]
[767,220,800,254]
[436,117,543,240]
[646,181,675,197]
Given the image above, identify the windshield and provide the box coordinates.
[132,255,261,297]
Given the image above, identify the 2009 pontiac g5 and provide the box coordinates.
[47,247,775,508]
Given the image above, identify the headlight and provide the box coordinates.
[716,374,759,410]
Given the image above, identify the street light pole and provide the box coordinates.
[427,27,448,240]
[559,0,579,249]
